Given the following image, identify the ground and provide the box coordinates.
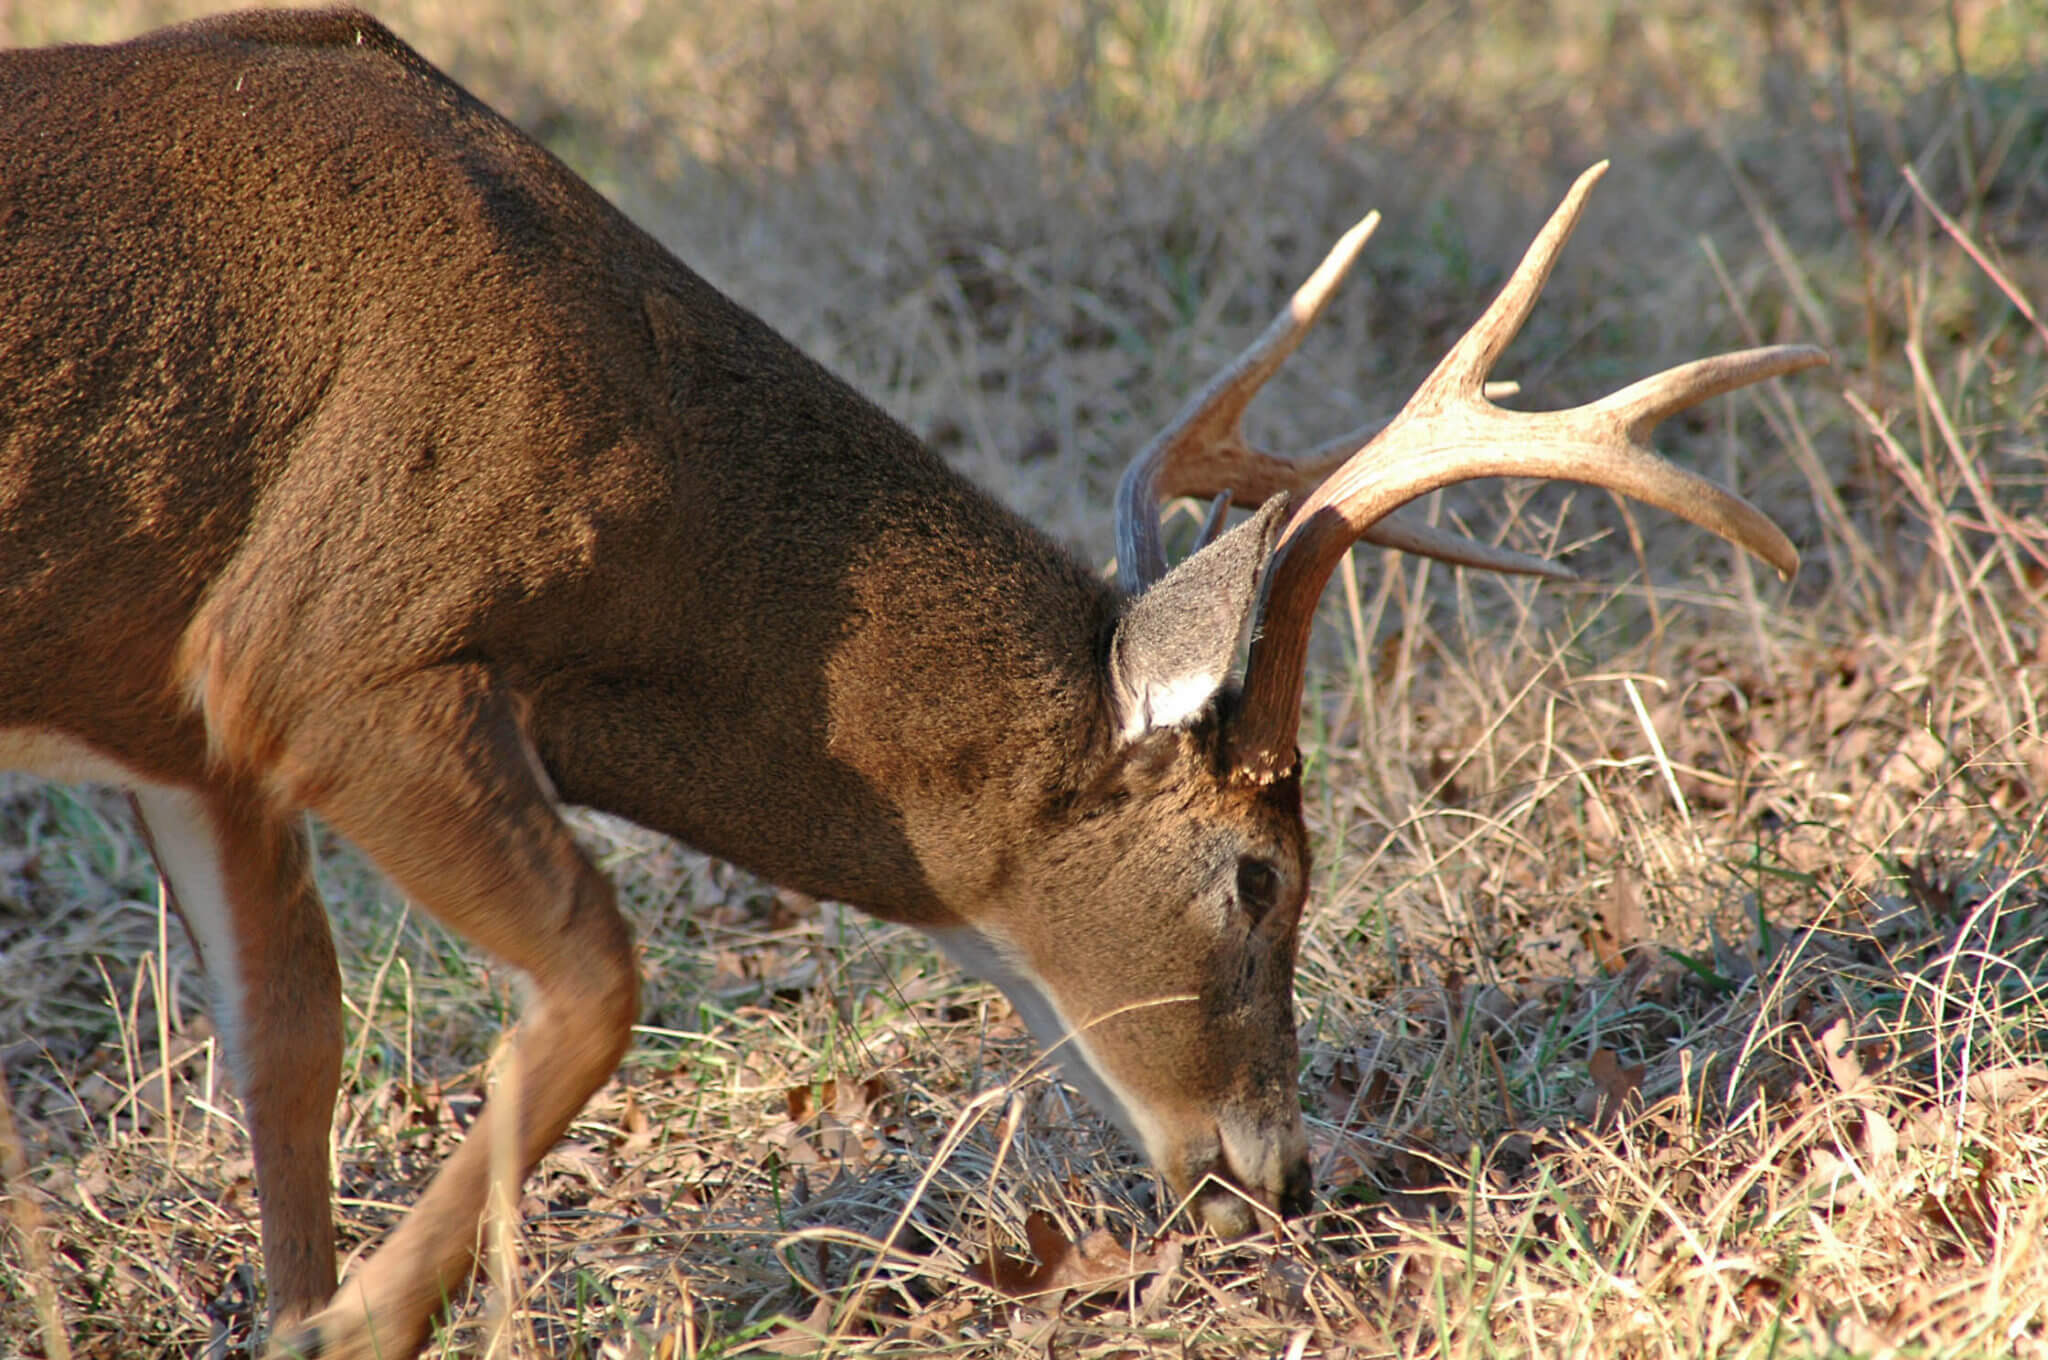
[2,2,2045,1356]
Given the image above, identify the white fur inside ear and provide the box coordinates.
[1117,668,1226,741]
[1105,496,1283,746]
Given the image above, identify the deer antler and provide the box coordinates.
[1226,162,1829,781]
[1113,215,1575,595]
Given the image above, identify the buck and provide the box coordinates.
[0,8,1825,1357]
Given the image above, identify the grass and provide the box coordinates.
[3,0,2046,1356]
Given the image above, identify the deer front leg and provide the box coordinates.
[131,785,342,1329]
[260,666,639,1360]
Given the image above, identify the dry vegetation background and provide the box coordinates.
[3,0,2046,1356]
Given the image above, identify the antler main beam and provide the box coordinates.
[1227,162,1829,779]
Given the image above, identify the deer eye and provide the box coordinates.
[1235,856,1280,924]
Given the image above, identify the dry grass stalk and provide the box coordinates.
[3,2,2046,1356]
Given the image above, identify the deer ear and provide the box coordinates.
[1107,495,1288,741]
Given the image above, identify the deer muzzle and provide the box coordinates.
[929,924,1313,1233]
[1176,1109,1313,1235]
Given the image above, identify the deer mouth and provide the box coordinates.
[1187,1128,1312,1236]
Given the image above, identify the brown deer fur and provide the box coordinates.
[2,10,1316,1355]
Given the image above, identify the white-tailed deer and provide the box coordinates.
[0,8,1825,1357]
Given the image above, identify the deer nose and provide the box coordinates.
[1188,1140,1312,1235]
[1196,1111,1311,1232]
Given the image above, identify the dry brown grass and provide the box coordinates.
[3,1,2046,1356]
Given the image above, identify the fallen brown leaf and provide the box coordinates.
[756,1296,836,1356]
[968,1210,1162,1299]
[905,1293,977,1343]
[1136,1237,1184,1321]
[1816,1016,1871,1103]
[1587,866,1649,973]
[1589,1048,1645,1129]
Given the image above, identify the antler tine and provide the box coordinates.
[1115,212,1379,593]
[1227,165,1831,781]
[1364,515,1577,580]
[1417,162,1613,402]
[1596,347,1827,434]
[1113,216,1573,592]
[1191,492,1235,551]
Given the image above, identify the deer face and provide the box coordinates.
[927,500,1313,1232]
[935,716,1313,1233]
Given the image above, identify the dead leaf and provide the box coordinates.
[852,1073,890,1116]
[1877,728,1945,792]
[1737,1273,1782,1321]
[1312,1129,1382,1189]
[1342,1314,1390,1349]
[1816,1017,1870,1102]
[968,1211,1162,1299]
[770,888,819,928]
[617,1089,654,1155]
[1589,1048,1645,1129]
[1863,1109,1899,1175]
[1922,1148,2001,1250]
[1805,1147,1862,1206]
[1588,866,1649,972]
[1135,1238,1183,1321]
[1006,1303,1060,1348]
[906,1294,977,1343]
[1965,1064,2048,1111]
[1257,1256,1307,1320]
[756,1297,836,1356]
[1465,984,1516,1035]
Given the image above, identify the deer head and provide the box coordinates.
[944,162,1822,1237]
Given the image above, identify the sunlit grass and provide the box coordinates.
[2,2,2044,1356]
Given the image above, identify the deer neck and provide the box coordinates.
[524,394,1123,932]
